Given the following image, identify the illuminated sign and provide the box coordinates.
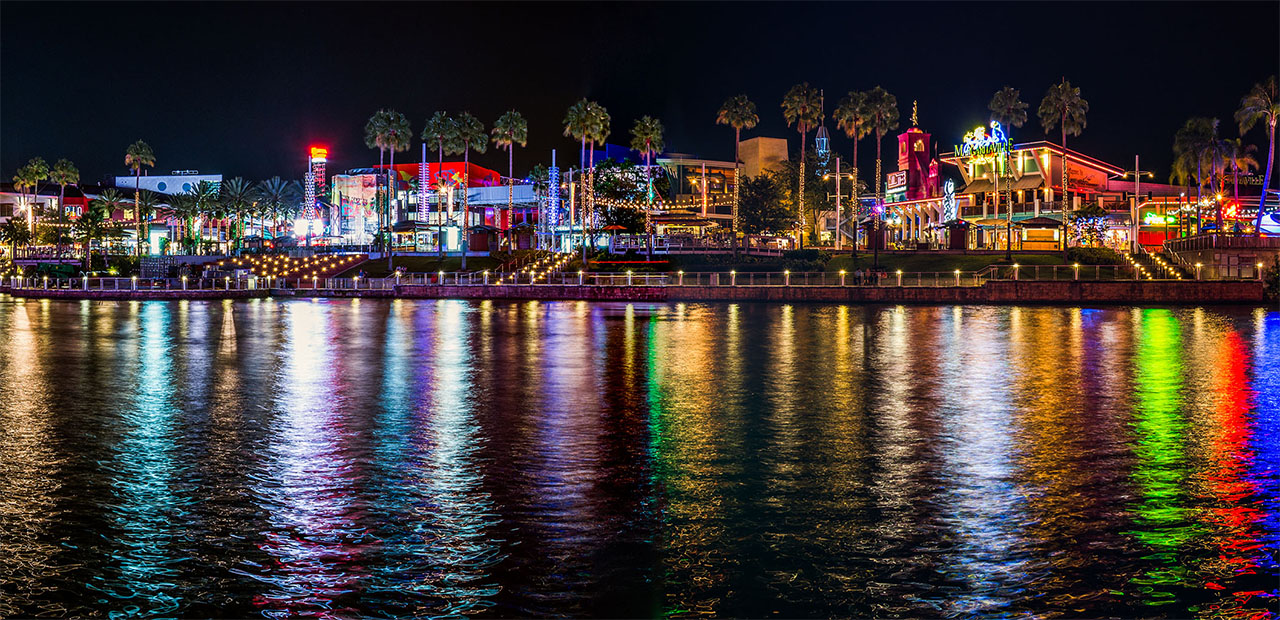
[309,146,328,162]
[942,178,957,221]
[887,171,907,191]
[1143,212,1176,226]
[957,121,1008,158]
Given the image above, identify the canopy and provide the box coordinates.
[973,218,1020,227]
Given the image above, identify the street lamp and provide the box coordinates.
[1109,157,1154,253]
[823,156,857,251]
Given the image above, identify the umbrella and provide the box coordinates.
[601,225,628,231]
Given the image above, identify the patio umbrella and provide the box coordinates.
[601,225,627,231]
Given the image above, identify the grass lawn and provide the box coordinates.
[336,255,502,278]
[827,253,1066,273]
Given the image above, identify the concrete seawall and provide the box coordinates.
[5,280,1267,305]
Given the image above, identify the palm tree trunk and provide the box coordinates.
[798,127,806,250]
[874,133,881,268]
[851,134,859,258]
[1061,123,1069,261]
[57,184,67,257]
[437,145,445,259]
[732,127,740,258]
[645,149,653,260]
[388,148,396,269]
[135,169,142,258]
[461,144,470,271]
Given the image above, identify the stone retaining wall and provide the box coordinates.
[5,281,1265,304]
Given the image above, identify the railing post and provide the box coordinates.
[43,276,48,290]
[1073,263,1080,281]
[1195,263,1202,280]
[578,270,584,286]
[784,270,791,287]
[131,276,137,291]
[1013,264,1019,281]
[627,270,633,287]
[896,270,903,287]
[840,270,846,286]
[1259,262,1265,281]
[731,270,737,287]
[483,270,489,285]
[954,270,961,286]
[678,270,684,286]
[182,276,188,290]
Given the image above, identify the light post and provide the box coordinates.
[1013,263,1020,281]
[730,269,737,287]
[578,269,584,286]
[896,269,903,287]
[840,269,846,286]
[1257,262,1264,281]
[784,269,791,287]
[627,270,633,287]
[131,275,137,291]
[1073,263,1080,280]
[678,270,685,286]
[823,157,856,251]
[954,269,961,286]
[1110,158,1155,253]
[1195,262,1203,280]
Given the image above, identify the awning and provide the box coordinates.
[1008,175,1045,191]
[972,218,1021,227]
[1017,216,1063,228]
[960,180,994,194]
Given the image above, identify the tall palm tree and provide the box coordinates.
[383,110,412,267]
[220,177,254,254]
[491,110,529,239]
[563,100,594,257]
[781,83,823,248]
[864,86,899,266]
[1236,76,1278,236]
[364,110,391,250]
[0,217,32,260]
[833,90,870,255]
[1173,117,1221,231]
[1224,138,1260,217]
[453,112,487,270]
[124,140,155,256]
[422,112,457,258]
[48,159,79,257]
[585,102,611,254]
[188,180,222,254]
[989,86,1028,260]
[1038,79,1088,259]
[12,157,49,239]
[630,115,665,260]
[256,176,296,241]
[716,94,759,254]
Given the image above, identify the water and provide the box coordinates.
[0,296,1277,618]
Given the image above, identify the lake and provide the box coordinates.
[0,296,1277,617]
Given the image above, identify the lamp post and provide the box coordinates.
[1109,157,1154,253]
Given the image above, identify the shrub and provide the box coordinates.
[1066,247,1124,265]
[781,249,832,263]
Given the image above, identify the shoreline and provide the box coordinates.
[2,280,1267,305]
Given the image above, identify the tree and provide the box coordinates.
[562,99,610,260]
[383,110,412,265]
[364,110,391,250]
[1236,76,1278,236]
[422,112,458,258]
[1224,138,1259,217]
[864,86,899,266]
[491,110,529,242]
[989,86,1028,260]
[716,94,759,254]
[49,158,79,257]
[82,188,126,267]
[629,115,665,259]
[453,112,487,270]
[739,172,794,235]
[12,157,49,238]
[189,181,222,254]
[256,177,298,241]
[1038,80,1088,259]
[124,140,155,256]
[0,217,32,259]
[1173,117,1220,230]
[781,83,823,248]
[833,90,870,256]
[220,177,255,254]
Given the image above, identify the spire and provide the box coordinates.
[912,100,919,127]
[815,89,831,165]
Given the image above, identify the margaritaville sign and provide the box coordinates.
[957,121,1009,158]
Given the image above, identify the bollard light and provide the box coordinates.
[354,275,360,289]
[131,275,138,291]
[784,269,791,287]
[896,269,903,287]
[182,275,188,290]
[578,269,584,286]
[484,270,490,285]
[627,270,633,287]
[225,276,231,290]
[730,269,737,287]
[1258,262,1264,281]
[1195,262,1203,280]
[438,270,445,286]
[43,275,48,290]
[1073,263,1080,281]
[313,275,318,289]
[840,269,846,286]
[678,270,684,286]
[954,269,961,287]
[1012,264,1019,281]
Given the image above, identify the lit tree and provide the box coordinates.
[124,140,155,256]
[220,177,255,254]
[1235,76,1278,236]
[1038,79,1088,259]
[833,90,870,256]
[453,112,487,270]
[629,115,664,259]
[422,111,458,258]
[989,86,1028,260]
[781,83,823,248]
[49,159,79,257]
[864,86,899,266]
[12,157,49,241]
[364,110,391,250]
[383,110,412,267]
[491,110,529,239]
[716,94,758,255]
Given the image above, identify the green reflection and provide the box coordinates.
[1128,309,1200,604]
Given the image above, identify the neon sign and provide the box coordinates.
[1143,212,1176,226]
[958,121,1008,158]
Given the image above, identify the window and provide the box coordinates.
[0,203,12,217]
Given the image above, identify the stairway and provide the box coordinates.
[1124,248,1186,280]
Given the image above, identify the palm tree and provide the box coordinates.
[630,115,665,260]
[989,86,1028,260]
[12,157,49,240]
[48,159,79,257]
[220,177,254,254]
[1038,79,1088,259]
[188,180,222,254]
[563,100,594,256]
[364,110,391,250]
[491,110,529,241]
[562,99,610,259]
[1236,76,1278,236]
[1224,138,1260,217]
[382,110,412,266]
[716,94,759,254]
[864,86,899,266]
[256,177,292,240]
[124,140,155,256]
[781,83,823,248]
[422,111,457,258]
[1173,117,1221,230]
[0,217,32,260]
[833,90,870,255]
[453,112,487,270]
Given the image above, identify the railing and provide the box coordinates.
[608,235,789,256]
[1165,233,1280,253]
[968,265,1135,281]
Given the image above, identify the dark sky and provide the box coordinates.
[3,1,1277,185]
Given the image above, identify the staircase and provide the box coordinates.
[1125,247,1187,280]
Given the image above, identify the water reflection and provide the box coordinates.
[0,296,1277,618]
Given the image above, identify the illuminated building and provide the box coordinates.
[112,170,222,195]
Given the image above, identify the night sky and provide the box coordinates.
[3,1,1277,185]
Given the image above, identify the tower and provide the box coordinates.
[306,146,327,242]
[896,104,934,201]
[815,89,830,170]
